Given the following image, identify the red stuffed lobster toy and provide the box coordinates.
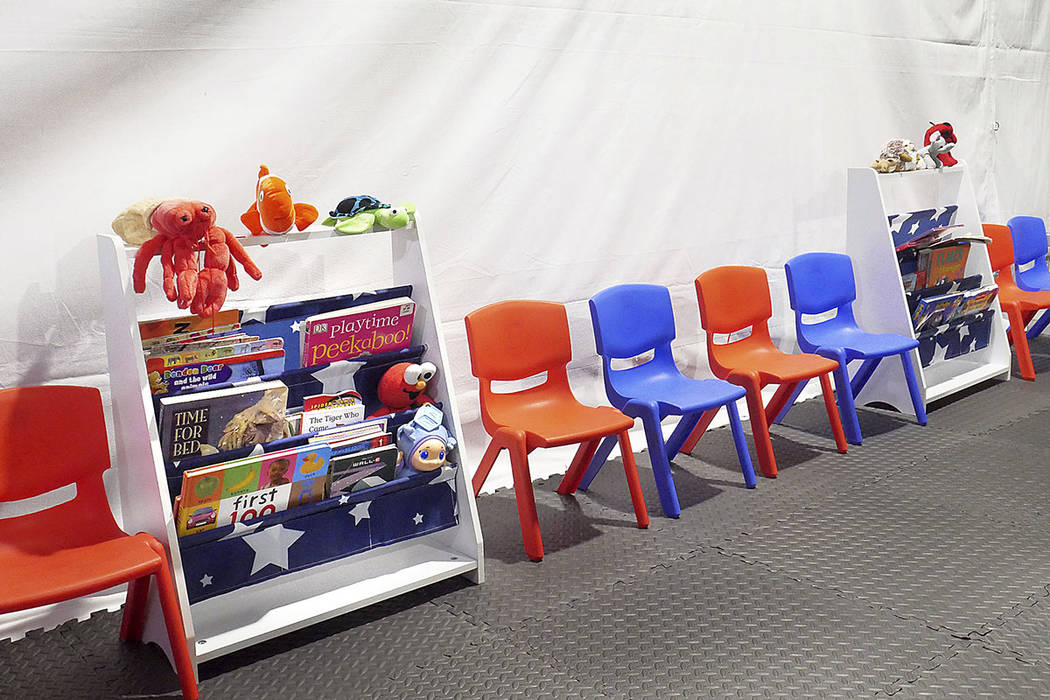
[130,199,262,318]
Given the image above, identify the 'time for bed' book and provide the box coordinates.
[300,297,416,367]
[175,443,332,536]
[157,380,290,462]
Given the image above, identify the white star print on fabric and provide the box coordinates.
[243,524,305,575]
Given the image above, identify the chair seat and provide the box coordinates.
[609,368,745,414]
[722,345,839,383]
[1017,265,1050,292]
[803,324,918,360]
[999,286,1050,310]
[485,389,633,449]
[0,533,161,612]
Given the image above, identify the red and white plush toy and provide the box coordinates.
[923,122,958,168]
[119,199,263,318]
[369,361,437,417]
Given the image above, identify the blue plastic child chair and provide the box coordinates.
[784,252,928,445]
[581,284,756,518]
[1007,216,1050,338]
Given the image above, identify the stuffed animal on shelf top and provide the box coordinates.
[111,197,169,245]
[369,361,437,417]
[240,165,319,236]
[322,195,416,235]
[871,138,926,173]
[395,403,456,476]
[923,122,958,167]
[128,198,263,318]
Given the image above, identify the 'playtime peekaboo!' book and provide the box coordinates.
[176,443,332,536]
[300,297,416,367]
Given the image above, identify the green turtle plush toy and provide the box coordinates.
[322,196,416,234]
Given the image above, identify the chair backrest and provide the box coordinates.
[0,386,121,550]
[695,265,773,338]
[983,223,1016,275]
[784,252,857,315]
[0,386,111,502]
[464,299,572,382]
[589,284,676,359]
[1007,216,1048,266]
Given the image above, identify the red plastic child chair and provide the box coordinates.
[465,300,649,561]
[983,223,1050,381]
[0,386,198,700]
[691,266,848,478]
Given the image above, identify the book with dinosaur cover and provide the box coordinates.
[175,443,332,536]
[300,297,416,367]
[157,380,290,462]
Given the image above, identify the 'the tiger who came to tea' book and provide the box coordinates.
[175,444,332,536]
[300,297,415,367]
[157,380,290,462]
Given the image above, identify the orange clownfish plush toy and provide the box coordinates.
[240,164,319,236]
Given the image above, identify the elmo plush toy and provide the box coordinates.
[369,362,437,417]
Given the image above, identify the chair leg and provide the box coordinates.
[617,430,649,528]
[819,373,849,453]
[725,400,756,488]
[830,351,863,446]
[764,380,801,425]
[635,402,682,518]
[772,380,808,425]
[736,374,778,478]
[502,430,545,561]
[119,575,150,642]
[677,409,715,455]
[899,350,928,426]
[1007,304,1037,380]
[578,435,618,491]
[472,439,503,496]
[144,537,199,700]
[1027,308,1050,339]
[557,439,600,495]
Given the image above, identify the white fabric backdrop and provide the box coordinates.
[1,0,1048,636]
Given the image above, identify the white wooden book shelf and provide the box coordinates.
[97,219,484,676]
[845,162,1011,412]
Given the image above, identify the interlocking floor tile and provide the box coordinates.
[508,549,953,698]
[891,642,1050,698]
[719,477,1050,636]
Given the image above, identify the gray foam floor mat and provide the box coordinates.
[3,367,1050,698]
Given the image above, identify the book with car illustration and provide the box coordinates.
[175,443,332,536]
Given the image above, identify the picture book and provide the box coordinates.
[953,286,999,319]
[237,285,413,370]
[146,339,286,396]
[299,390,366,434]
[175,443,332,536]
[141,324,242,351]
[329,442,398,496]
[924,244,970,287]
[912,292,964,333]
[139,310,240,341]
[308,416,388,447]
[301,296,416,367]
[158,380,290,462]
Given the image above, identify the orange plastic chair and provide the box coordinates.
[465,300,649,561]
[983,223,1050,380]
[691,266,848,478]
[0,386,198,700]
